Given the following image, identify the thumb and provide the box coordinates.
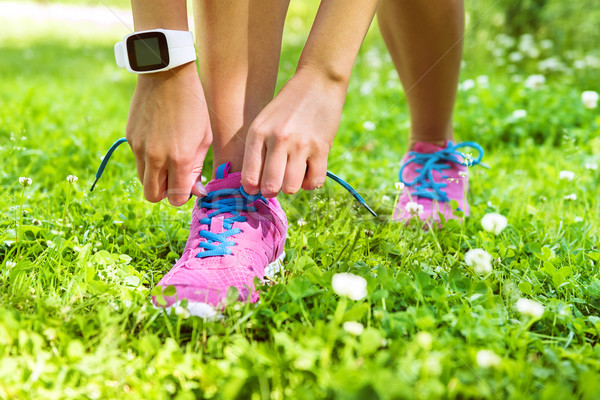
[191,175,208,198]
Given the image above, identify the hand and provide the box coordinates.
[126,63,212,206]
[241,68,348,197]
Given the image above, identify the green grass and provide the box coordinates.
[1,3,600,400]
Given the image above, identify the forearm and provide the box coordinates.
[131,0,189,31]
[130,1,197,83]
[297,0,380,84]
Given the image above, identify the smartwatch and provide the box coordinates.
[114,29,197,74]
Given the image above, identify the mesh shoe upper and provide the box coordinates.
[153,162,287,309]
[393,141,483,223]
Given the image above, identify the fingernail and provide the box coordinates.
[195,181,208,197]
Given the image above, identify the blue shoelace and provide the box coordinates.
[399,141,485,202]
[90,138,376,258]
[194,185,266,258]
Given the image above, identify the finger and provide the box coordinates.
[241,128,266,195]
[302,156,327,191]
[191,178,208,198]
[167,160,196,206]
[260,145,288,198]
[190,140,211,198]
[135,159,145,184]
[143,161,168,203]
[127,139,145,183]
[282,152,307,195]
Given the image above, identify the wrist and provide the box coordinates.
[136,61,199,86]
[294,62,350,89]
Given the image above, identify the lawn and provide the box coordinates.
[1,1,599,399]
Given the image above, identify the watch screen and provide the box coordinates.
[126,32,169,72]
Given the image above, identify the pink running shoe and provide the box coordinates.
[90,138,377,317]
[152,162,287,314]
[393,141,484,223]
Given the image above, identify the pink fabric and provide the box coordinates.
[153,169,287,309]
[393,141,470,223]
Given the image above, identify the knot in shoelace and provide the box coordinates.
[399,141,484,202]
[91,138,377,258]
[195,187,266,258]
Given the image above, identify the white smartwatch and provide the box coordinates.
[114,29,197,74]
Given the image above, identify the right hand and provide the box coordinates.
[126,62,212,206]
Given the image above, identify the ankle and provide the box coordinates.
[409,130,455,150]
[408,138,452,150]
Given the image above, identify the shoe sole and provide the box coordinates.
[153,251,286,319]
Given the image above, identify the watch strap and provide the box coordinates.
[115,29,196,73]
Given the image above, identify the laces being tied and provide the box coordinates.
[399,141,485,202]
[195,165,267,258]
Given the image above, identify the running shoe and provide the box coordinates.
[393,141,484,223]
[152,162,288,312]
[91,138,377,316]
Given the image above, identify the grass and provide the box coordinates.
[1,2,600,399]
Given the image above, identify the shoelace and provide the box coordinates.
[399,141,485,202]
[194,187,266,258]
[90,138,377,257]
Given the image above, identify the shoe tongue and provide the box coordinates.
[412,141,449,154]
[206,163,242,192]
[215,162,231,179]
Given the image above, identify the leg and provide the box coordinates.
[193,0,290,172]
[377,0,464,148]
[152,1,290,312]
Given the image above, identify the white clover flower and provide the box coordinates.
[186,302,218,320]
[200,175,207,183]
[19,177,32,187]
[343,321,364,336]
[559,170,575,181]
[512,109,527,119]
[46,240,56,249]
[174,306,190,319]
[581,91,599,109]
[66,175,78,183]
[381,195,391,203]
[496,33,516,48]
[360,81,375,95]
[574,216,583,223]
[524,74,545,90]
[516,298,545,318]
[395,182,405,191]
[509,51,523,63]
[297,218,307,227]
[462,152,474,166]
[585,162,598,171]
[476,75,489,88]
[405,201,424,217]
[415,331,433,350]
[585,55,600,68]
[538,57,564,73]
[564,193,577,201]
[458,171,468,178]
[332,272,367,301]
[481,213,508,235]
[464,249,493,277]
[6,260,16,268]
[540,39,553,50]
[476,350,502,368]
[362,121,376,131]
[460,79,475,91]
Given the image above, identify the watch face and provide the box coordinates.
[126,32,169,72]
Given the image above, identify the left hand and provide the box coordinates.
[241,68,348,198]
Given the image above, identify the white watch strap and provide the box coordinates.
[163,30,196,69]
[114,29,196,73]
